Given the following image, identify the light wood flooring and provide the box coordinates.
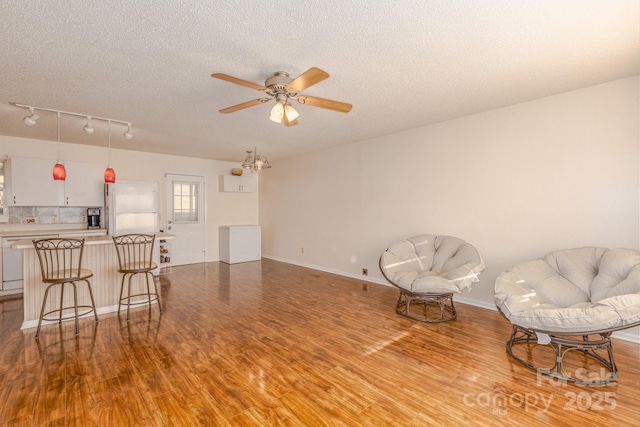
[0,259,639,426]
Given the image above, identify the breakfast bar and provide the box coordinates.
[12,233,173,330]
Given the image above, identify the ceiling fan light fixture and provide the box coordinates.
[23,108,39,126]
[83,116,95,134]
[269,101,284,123]
[284,104,299,122]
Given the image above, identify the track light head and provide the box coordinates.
[123,123,133,140]
[83,117,95,134]
[23,108,39,126]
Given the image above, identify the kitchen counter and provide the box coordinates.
[13,232,173,330]
[0,225,104,237]
[11,232,173,249]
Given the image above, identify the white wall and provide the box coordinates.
[0,136,259,261]
[260,77,640,310]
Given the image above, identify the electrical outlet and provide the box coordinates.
[362,268,368,276]
[25,216,36,224]
[81,215,87,222]
[51,215,58,223]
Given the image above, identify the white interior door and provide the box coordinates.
[164,174,206,265]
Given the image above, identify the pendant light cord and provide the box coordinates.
[107,120,111,167]
[56,111,61,162]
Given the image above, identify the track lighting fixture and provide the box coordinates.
[10,101,132,182]
[23,107,39,126]
[9,101,133,139]
[123,123,133,140]
[83,116,95,134]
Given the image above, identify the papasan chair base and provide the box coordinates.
[494,247,640,386]
[504,322,618,386]
[380,234,485,323]
[396,289,457,322]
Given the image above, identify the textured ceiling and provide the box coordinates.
[0,0,638,163]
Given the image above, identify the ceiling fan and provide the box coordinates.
[211,67,352,127]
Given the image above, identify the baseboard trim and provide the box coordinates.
[261,255,640,344]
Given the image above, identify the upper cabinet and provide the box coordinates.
[6,157,104,207]
[219,175,257,193]
[64,161,104,206]
[6,157,62,206]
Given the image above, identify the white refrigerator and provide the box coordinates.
[105,180,159,235]
[105,180,160,274]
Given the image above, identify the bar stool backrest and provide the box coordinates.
[112,234,156,272]
[33,238,86,282]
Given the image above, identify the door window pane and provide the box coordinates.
[173,182,199,223]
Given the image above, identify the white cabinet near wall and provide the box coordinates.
[219,175,256,193]
[219,225,261,264]
[6,157,62,206]
[6,157,104,207]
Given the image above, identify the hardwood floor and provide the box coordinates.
[0,259,639,426]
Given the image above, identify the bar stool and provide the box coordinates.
[33,238,98,339]
[112,234,163,320]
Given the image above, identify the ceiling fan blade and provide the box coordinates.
[283,115,299,127]
[285,67,329,93]
[219,98,271,114]
[297,95,352,113]
[211,73,268,91]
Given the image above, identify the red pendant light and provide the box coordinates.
[53,112,66,181]
[104,120,116,183]
[104,167,116,183]
[53,163,66,180]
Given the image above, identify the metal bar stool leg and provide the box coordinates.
[153,274,163,313]
[72,282,79,335]
[58,282,65,324]
[85,279,99,323]
[36,284,55,340]
[126,272,135,321]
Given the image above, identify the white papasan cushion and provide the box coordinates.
[494,247,640,333]
[380,235,486,294]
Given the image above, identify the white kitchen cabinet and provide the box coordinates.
[219,225,261,264]
[219,175,257,193]
[64,161,105,206]
[7,157,104,207]
[6,157,63,206]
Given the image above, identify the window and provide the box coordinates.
[172,182,199,223]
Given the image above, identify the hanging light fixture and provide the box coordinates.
[104,120,116,183]
[241,146,271,173]
[9,102,132,183]
[52,112,66,181]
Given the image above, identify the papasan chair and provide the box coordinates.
[379,234,486,322]
[494,247,640,385]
